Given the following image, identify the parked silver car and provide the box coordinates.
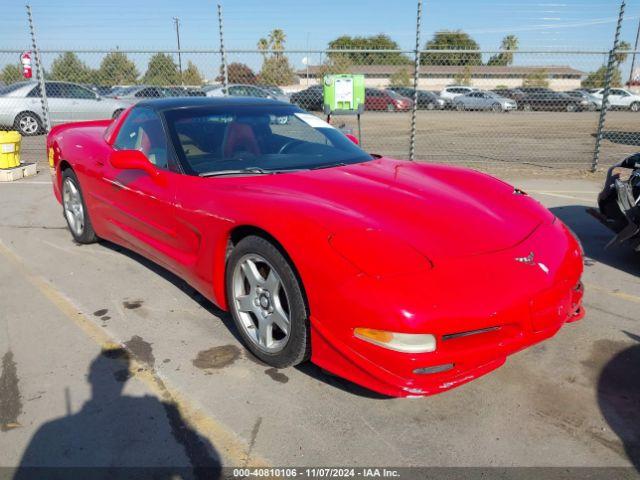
[453,90,517,112]
[205,84,289,102]
[0,81,129,135]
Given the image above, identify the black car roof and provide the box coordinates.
[136,96,293,111]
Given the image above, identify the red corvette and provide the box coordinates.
[47,97,584,397]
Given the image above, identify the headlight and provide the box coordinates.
[354,328,437,353]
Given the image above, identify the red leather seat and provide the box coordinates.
[223,122,260,157]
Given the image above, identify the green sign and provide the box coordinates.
[323,74,365,115]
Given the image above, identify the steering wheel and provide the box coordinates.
[278,140,305,154]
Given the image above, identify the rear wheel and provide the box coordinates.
[566,103,577,112]
[14,111,42,136]
[426,102,435,110]
[226,235,310,368]
[456,103,465,111]
[386,103,395,112]
[61,169,98,244]
[112,108,124,119]
[522,103,532,112]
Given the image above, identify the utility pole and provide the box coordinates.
[173,17,183,85]
[629,17,640,87]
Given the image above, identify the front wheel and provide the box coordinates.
[630,102,640,112]
[226,235,310,368]
[455,103,465,111]
[61,169,98,244]
[112,109,124,119]
[566,103,577,112]
[491,102,502,113]
[522,103,532,112]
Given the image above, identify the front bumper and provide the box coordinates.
[309,221,584,397]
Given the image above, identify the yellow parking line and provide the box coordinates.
[0,239,269,468]
[585,282,640,304]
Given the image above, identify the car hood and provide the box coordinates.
[235,158,547,260]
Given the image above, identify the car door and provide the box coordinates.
[608,89,625,107]
[63,83,108,121]
[105,107,181,268]
[27,83,73,124]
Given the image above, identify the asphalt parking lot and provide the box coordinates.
[0,162,639,475]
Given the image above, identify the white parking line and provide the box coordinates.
[528,190,595,202]
[0,181,51,185]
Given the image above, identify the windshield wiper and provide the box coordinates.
[310,162,348,170]
[199,167,271,177]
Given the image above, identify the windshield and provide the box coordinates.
[164,105,372,175]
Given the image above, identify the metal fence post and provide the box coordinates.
[26,4,50,133]
[217,4,229,94]
[409,0,423,161]
[592,0,626,172]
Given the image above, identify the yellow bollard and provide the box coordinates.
[0,131,22,169]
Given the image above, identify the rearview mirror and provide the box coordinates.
[345,133,359,145]
[110,149,158,177]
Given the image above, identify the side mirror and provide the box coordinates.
[345,133,359,145]
[110,149,158,177]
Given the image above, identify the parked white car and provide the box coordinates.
[591,88,640,112]
[0,81,129,135]
[439,85,478,102]
[205,84,288,102]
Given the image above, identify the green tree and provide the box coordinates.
[182,61,204,85]
[142,53,180,85]
[49,52,94,83]
[217,62,258,84]
[257,29,296,85]
[0,64,23,84]
[487,35,519,66]
[259,56,296,86]
[422,31,482,66]
[315,54,353,81]
[389,68,412,87]
[582,65,622,88]
[96,52,138,85]
[614,40,631,66]
[453,65,472,86]
[522,69,549,88]
[327,34,411,65]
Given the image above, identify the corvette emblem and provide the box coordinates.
[515,252,536,265]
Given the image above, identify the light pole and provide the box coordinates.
[629,17,640,87]
[173,17,183,85]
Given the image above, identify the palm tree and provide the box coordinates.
[500,35,518,65]
[269,29,286,57]
[257,38,269,57]
[614,40,631,66]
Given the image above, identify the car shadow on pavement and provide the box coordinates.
[597,331,640,472]
[549,206,640,277]
[12,347,221,480]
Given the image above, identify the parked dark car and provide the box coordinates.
[388,87,445,110]
[491,88,525,101]
[517,91,589,112]
[365,88,413,111]
[290,85,323,111]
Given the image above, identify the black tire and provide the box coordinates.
[112,109,124,119]
[426,102,435,110]
[491,102,502,113]
[566,103,577,112]
[14,111,43,136]
[522,103,532,112]
[630,102,640,112]
[226,235,310,368]
[61,169,98,244]
[386,103,395,112]
[456,103,465,111]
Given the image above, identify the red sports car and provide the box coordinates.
[47,97,584,397]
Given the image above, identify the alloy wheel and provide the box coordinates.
[62,178,85,237]
[231,253,291,353]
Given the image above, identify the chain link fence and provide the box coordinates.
[1,47,639,171]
